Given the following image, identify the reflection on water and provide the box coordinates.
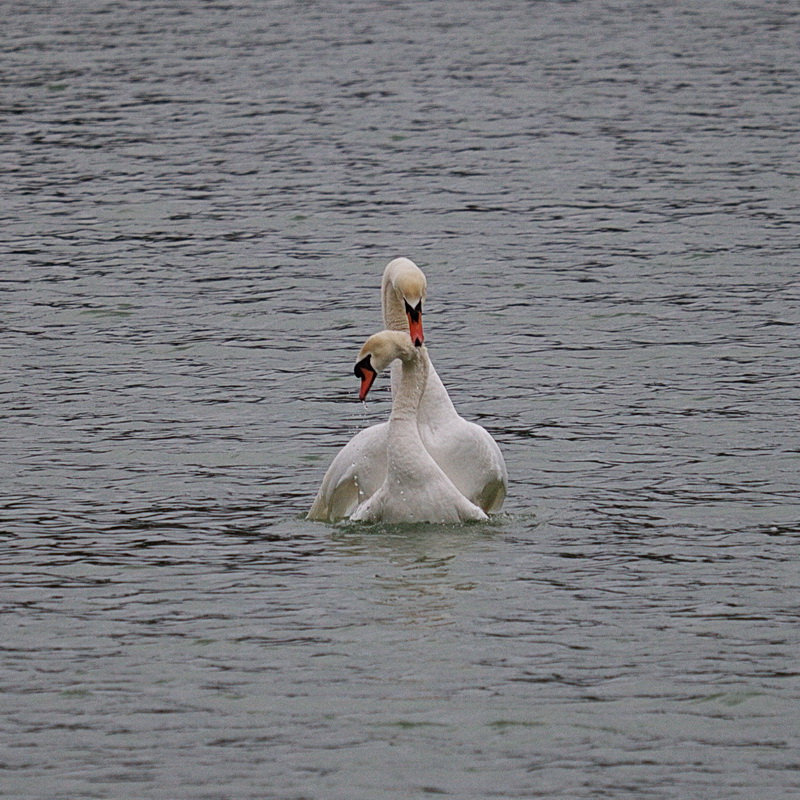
[330,522,501,626]
[3,0,799,798]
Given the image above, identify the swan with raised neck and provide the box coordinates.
[350,331,487,524]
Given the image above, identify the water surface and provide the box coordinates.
[2,1,799,798]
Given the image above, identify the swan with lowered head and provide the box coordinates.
[349,331,487,524]
[306,258,427,521]
[306,257,507,522]
[384,260,507,513]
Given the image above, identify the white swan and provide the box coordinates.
[307,257,507,522]
[349,331,487,524]
[385,261,507,513]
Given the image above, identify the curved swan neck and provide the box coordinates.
[382,267,406,331]
[390,346,429,422]
[385,346,430,483]
[381,258,426,332]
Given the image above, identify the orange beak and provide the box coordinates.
[354,355,377,401]
[405,300,424,347]
[358,369,377,401]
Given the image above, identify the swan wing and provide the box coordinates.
[417,364,508,513]
[420,417,507,512]
[461,420,507,512]
[306,422,388,522]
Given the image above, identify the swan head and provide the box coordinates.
[383,258,427,347]
[354,330,419,401]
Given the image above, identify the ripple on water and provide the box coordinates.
[2,0,800,798]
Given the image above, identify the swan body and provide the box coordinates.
[306,420,388,521]
[306,257,507,522]
[413,361,507,513]
[349,332,487,524]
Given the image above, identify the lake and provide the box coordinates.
[2,1,799,798]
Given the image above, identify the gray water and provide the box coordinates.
[2,1,799,798]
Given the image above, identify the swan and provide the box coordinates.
[306,258,426,521]
[349,331,487,524]
[307,257,507,522]
[384,262,508,513]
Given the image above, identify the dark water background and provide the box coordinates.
[2,1,799,798]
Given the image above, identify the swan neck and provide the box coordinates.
[390,348,428,421]
[385,349,430,482]
[381,272,406,332]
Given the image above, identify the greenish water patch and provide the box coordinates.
[691,690,764,707]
